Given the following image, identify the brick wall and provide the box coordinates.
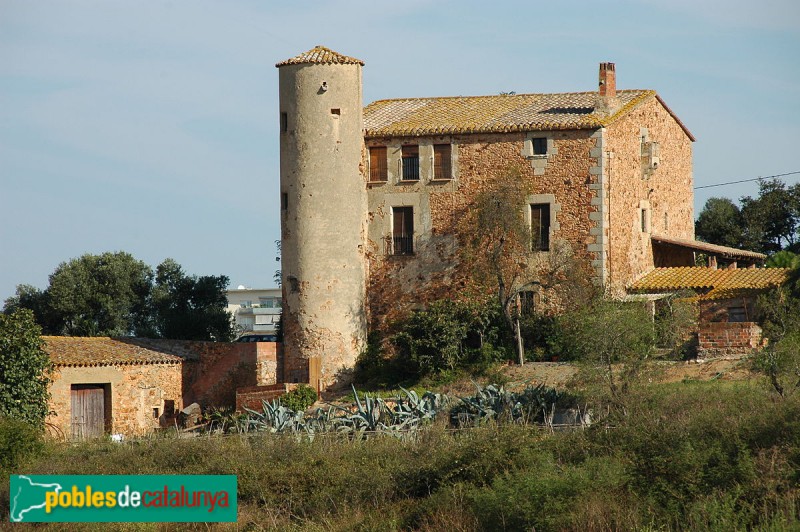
[235,383,299,412]
[128,339,281,407]
[698,321,763,357]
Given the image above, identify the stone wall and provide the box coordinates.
[279,60,368,391]
[604,96,695,294]
[48,362,183,437]
[365,130,599,327]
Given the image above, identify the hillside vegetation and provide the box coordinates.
[2,372,799,531]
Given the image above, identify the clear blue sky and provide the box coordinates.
[1,0,799,302]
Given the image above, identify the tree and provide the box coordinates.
[740,179,800,254]
[152,259,234,341]
[695,197,744,248]
[0,309,53,427]
[765,250,800,269]
[754,262,800,397]
[273,239,282,288]
[461,167,535,364]
[2,284,59,334]
[45,252,153,336]
[4,252,234,342]
[557,300,655,411]
[391,299,503,378]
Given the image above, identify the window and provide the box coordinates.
[433,144,452,180]
[280,112,288,133]
[640,208,650,233]
[259,297,282,309]
[532,138,548,156]
[728,306,747,322]
[392,206,414,255]
[281,193,288,211]
[519,291,537,315]
[369,146,388,182]
[401,146,420,181]
[531,204,551,251]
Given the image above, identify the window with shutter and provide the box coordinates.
[369,146,388,182]
[433,144,452,180]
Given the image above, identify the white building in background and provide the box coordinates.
[226,286,282,334]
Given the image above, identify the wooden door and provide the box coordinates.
[71,384,106,439]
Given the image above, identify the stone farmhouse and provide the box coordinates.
[44,336,285,439]
[276,46,772,390]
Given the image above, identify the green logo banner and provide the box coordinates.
[9,475,237,522]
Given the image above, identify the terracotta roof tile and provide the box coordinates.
[364,90,657,137]
[629,267,790,301]
[276,45,364,67]
[44,337,184,367]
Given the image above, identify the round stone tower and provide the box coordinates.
[276,46,368,390]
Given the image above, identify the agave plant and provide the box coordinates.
[244,399,305,434]
[448,383,562,427]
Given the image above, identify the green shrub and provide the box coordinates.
[391,299,508,379]
[0,416,44,472]
[280,384,318,412]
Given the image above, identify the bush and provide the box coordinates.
[391,299,508,379]
[0,416,44,472]
[279,384,318,411]
[753,331,800,397]
[0,309,53,426]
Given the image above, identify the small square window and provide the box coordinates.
[532,138,548,156]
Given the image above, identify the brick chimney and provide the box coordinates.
[599,62,616,98]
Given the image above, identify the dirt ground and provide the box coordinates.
[458,354,759,394]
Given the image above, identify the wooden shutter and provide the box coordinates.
[433,144,451,180]
[369,147,387,181]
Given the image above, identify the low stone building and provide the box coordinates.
[44,336,281,439]
[629,266,790,357]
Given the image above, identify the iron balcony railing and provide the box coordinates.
[393,235,414,255]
